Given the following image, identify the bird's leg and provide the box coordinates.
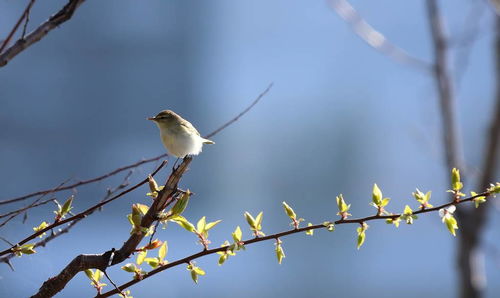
[172,157,180,170]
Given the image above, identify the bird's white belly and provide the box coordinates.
[160,131,203,158]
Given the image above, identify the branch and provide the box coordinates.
[426,0,465,173]
[97,189,497,297]
[0,154,167,206]
[328,0,431,73]
[0,161,167,257]
[0,0,36,54]
[0,197,55,228]
[0,172,133,266]
[31,157,191,298]
[204,82,274,139]
[0,0,86,67]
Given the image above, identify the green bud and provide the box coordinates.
[121,263,138,273]
[305,223,314,235]
[169,215,196,233]
[171,190,191,216]
[158,241,168,262]
[148,175,159,193]
[451,168,463,191]
[275,239,285,264]
[356,223,368,249]
[60,196,73,216]
[244,212,257,230]
[136,250,147,265]
[84,269,94,280]
[232,226,242,242]
[372,184,383,206]
[282,201,297,220]
[488,182,500,194]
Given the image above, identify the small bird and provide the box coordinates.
[148,110,215,158]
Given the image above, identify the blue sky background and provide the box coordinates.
[0,0,499,297]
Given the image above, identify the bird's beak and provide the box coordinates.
[147,117,156,121]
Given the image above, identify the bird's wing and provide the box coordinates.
[180,120,201,136]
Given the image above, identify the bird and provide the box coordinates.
[148,110,215,158]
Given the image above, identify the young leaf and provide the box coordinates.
[282,201,297,220]
[144,257,160,268]
[158,241,168,262]
[401,205,417,224]
[255,212,264,230]
[196,216,207,234]
[170,190,190,216]
[439,205,459,236]
[33,221,49,238]
[488,182,500,194]
[372,184,383,206]
[356,223,368,249]
[232,226,242,242]
[244,212,257,230]
[205,220,222,232]
[169,215,196,233]
[84,269,94,280]
[451,168,463,191]
[471,191,486,208]
[121,263,138,273]
[445,216,459,236]
[275,240,285,264]
[60,196,74,216]
[136,250,147,265]
[94,269,102,282]
[336,194,351,218]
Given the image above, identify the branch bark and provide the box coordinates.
[31,157,192,298]
[0,0,86,67]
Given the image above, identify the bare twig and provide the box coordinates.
[204,83,274,139]
[328,0,431,73]
[0,154,167,206]
[0,237,14,247]
[21,0,35,39]
[0,171,134,265]
[0,198,54,220]
[97,189,496,297]
[0,198,55,228]
[0,0,37,54]
[0,0,86,67]
[0,161,167,257]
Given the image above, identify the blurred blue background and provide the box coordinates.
[0,0,499,297]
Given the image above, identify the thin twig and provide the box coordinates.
[21,0,35,39]
[0,237,14,247]
[0,154,167,206]
[97,189,496,297]
[0,0,37,54]
[0,198,55,220]
[0,0,86,67]
[0,171,136,265]
[102,271,123,297]
[204,83,274,139]
[328,0,431,73]
[0,161,167,257]
[0,198,55,228]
